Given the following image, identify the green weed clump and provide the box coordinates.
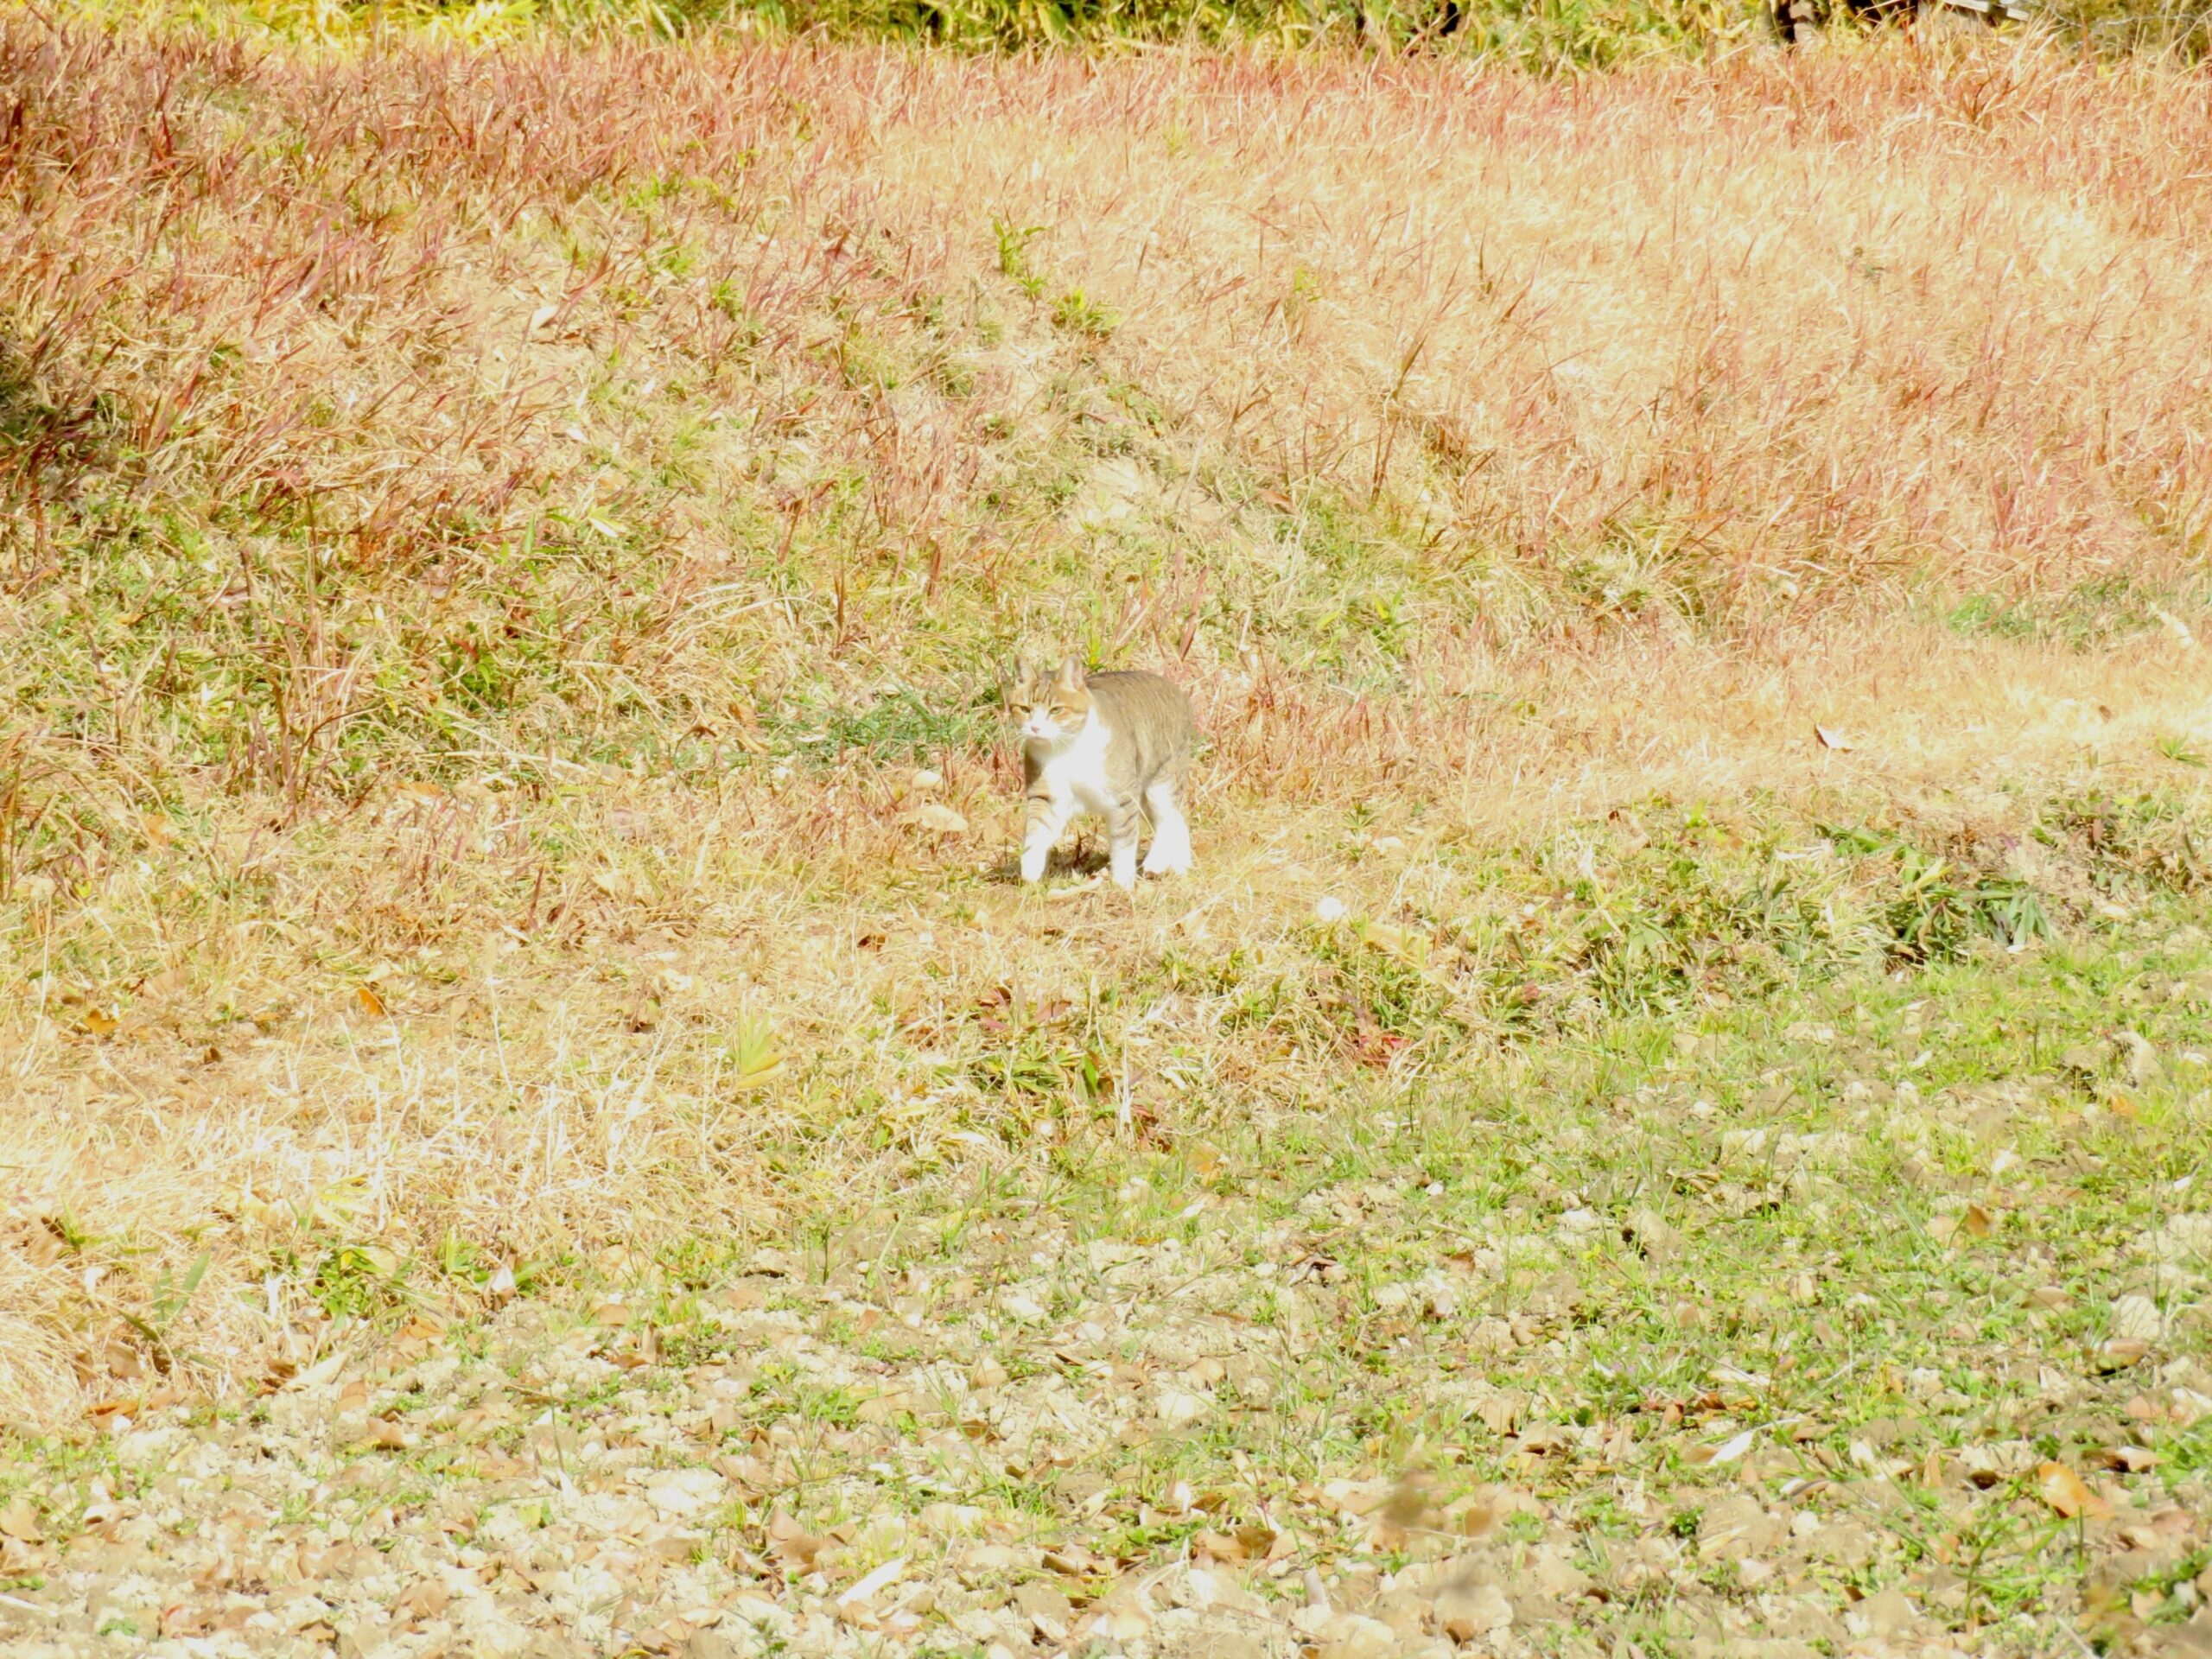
[84,0,2212,65]
[2037,0,2212,59]
[97,0,1770,64]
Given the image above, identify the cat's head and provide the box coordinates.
[1004,655,1092,744]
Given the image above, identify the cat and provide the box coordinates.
[1003,656,1198,889]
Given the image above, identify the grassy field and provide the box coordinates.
[1,10,2211,1656]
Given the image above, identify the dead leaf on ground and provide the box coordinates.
[2037,1460,2112,1519]
[394,1580,450,1622]
[355,985,388,1018]
[767,1511,833,1570]
[0,1497,41,1543]
[1193,1525,1276,1564]
[1688,1428,1756,1466]
[1043,1543,1109,1577]
[160,1604,210,1637]
[2099,1337,2152,1370]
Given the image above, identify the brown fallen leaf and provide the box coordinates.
[1043,1543,1109,1577]
[355,985,388,1018]
[2099,1337,2152,1370]
[160,1604,211,1637]
[1962,1202,1995,1239]
[2037,1460,2111,1519]
[0,1497,41,1544]
[1243,1522,1286,1557]
[2094,1445,2158,1473]
[766,1510,832,1570]
[394,1580,450,1623]
[1192,1529,1248,1564]
[79,1007,118,1037]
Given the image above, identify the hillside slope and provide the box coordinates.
[0,18,2209,1656]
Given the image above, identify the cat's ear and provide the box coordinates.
[1054,655,1087,690]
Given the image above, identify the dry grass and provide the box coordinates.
[2,13,2210,1427]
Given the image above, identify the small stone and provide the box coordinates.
[897,803,968,835]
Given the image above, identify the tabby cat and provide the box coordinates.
[1003,657,1198,889]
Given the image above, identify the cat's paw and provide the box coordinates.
[1141,830,1193,876]
[1020,849,1048,883]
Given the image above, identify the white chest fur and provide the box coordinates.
[1029,717,1117,815]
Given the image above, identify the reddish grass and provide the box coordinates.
[5,25,2211,614]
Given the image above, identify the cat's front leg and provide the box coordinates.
[1020,790,1071,883]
